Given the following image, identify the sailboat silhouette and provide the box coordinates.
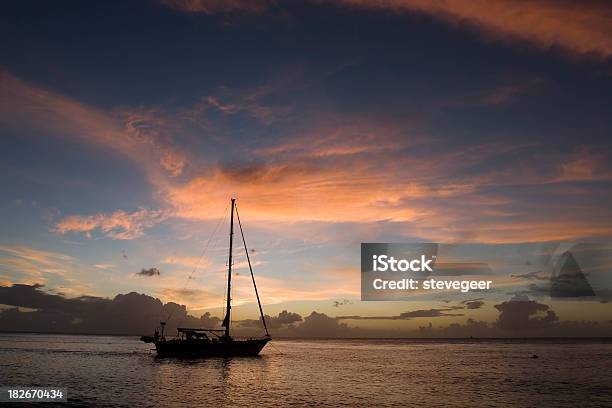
[141,198,271,357]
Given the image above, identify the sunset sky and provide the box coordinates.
[1,0,611,335]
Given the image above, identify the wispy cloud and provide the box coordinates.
[1,62,610,250]
[340,0,612,59]
[55,208,173,240]
[554,147,612,183]
[158,0,612,59]
[0,245,74,284]
[337,307,465,320]
[0,71,190,182]
[162,255,210,269]
[5,68,612,246]
[93,264,115,270]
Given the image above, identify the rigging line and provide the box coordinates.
[187,201,230,281]
[268,341,285,356]
[219,203,232,323]
[222,268,227,325]
[235,203,270,338]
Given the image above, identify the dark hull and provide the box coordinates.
[154,338,270,358]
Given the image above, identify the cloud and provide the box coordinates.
[273,309,303,325]
[120,110,189,177]
[4,70,612,250]
[0,283,220,335]
[93,264,115,270]
[0,284,341,338]
[289,311,364,337]
[159,0,275,14]
[253,117,415,158]
[0,245,76,284]
[238,309,303,329]
[333,299,353,307]
[157,1,612,59]
[2,285,611,337]
[400,308,464,318]
[203,91,292,124]
[137,267,161,277]
[55,207,173,240]
[0,245,73,266]
[0,283,57,310]
[0,70,189,182]
[199,311,222,327]
[159,115,612,242]
[0,70,196,245]
[554,147,612,183]
[163,156,461,224]
[264,305,612,338]
[337,0,612,59]
[337,307,465,320]
[494,295,558,330]
[462,299,485,310]
[162,255,211,269]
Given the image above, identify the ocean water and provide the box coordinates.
[0,334,611,407]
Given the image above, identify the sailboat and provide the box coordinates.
[141,198,271,357]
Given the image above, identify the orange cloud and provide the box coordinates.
[0,245,75,284]
[338,0,612,59]
[55,208,173,239]
[555,147,612,183]
[4,70,612,246]
[0,71,189,182]
[158,0,612,59]
[162,255,210,268]
[254,118,423,158]
[165,162,434,223]
[163,137,543,227]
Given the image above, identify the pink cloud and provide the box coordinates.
[339,0,612,59]
[0,71,190,181]
[158,0,612,59]
[55,208,173,240]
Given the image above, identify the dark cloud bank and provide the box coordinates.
[1,284,611,337]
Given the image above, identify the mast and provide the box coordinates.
[235,204,270,338]
[222,198,235,339]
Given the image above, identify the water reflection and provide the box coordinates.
[146,354,271,407]
[1,336,611,407]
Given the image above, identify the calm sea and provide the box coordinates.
[0,334,611,407]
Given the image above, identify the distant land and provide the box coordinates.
[2,283,611,338]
